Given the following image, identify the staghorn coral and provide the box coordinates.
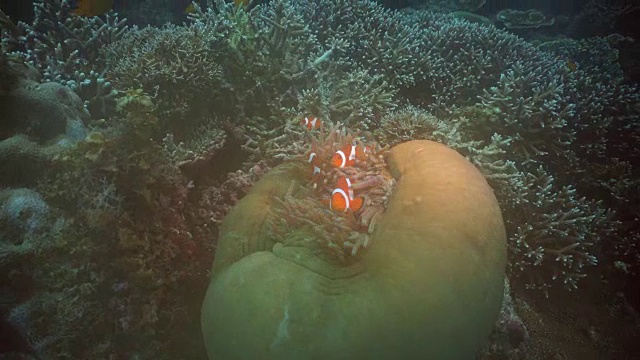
[537,37,639,172]
[291,0,429,88]
[505,166,616,293]
[375,106,521,201]
[374,104,456,146]
[104,23,225,126]
[297,67,397,129]
[476,64,576,165]
[1,0,126,113]
[400,11,552,114]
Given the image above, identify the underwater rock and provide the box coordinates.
[0,188,50,237]
[0,75,89,142]
[201,140,507,360]
[0,135,63,187]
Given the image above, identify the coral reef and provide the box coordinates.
[0,188,50,237]
[0,80,89,141]
[497,9,555,30]
[0,0,638,358]
[505,166,614,292]
[0,0,125,118]
[0,135,62,186]
[103,24,225,127]
[567,2,640,38]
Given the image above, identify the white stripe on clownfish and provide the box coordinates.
[348,145,357,161]
[334,149,347,168]
[301,116,322,130]
[330,187,350,213]
[307,152,322,175]
[344,177,355,200]
[329,176,364,213]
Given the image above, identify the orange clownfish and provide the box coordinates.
[306,150,322,175]
[301,116,322,131]
[330,176,364,213]
[331,144,368,168]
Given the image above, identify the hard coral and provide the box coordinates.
[0,135,62,187]
[497,9,555,30]
[0,188,50,237]
[104,24,224,123]
[2,0,126,113]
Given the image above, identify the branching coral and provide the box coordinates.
[291,0,428,88]
[505,166,616,293]
[374,105,456,146]
[298,68,397,129]
[1,0,126,110]
[400,11,551,114]
[104,23,225,125]
[476,65,576,165]
[567,2,640,38]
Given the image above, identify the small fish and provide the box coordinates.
[330,143,368,168]
[184,2,196,14]
[70,0,114,16]
[566,59,577,72]
[330,176,364,213]
[301,116,322,131]
[306,150,322,175]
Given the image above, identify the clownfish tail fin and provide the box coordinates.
[351,197,364,212]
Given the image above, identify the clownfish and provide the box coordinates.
[330,176,364,213]
[306,150,322,175]
[301,116,322,131]
[331,144,368,168]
